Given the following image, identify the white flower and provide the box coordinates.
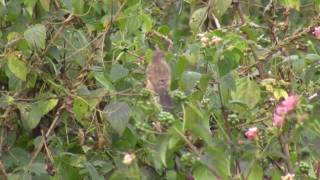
[122,153,136,165]
[281,173,295,180]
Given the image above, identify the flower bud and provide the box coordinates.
[122,153,136,165]
[245,127,258,140]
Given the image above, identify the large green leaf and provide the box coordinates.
[218,50,240,76]
[231,78,261,109]
[189,7,208,33]
[71,0,84,14]
[24,24,46,50]
[103,102,131,135]
[210,0,232,18]
[180,71,201,94]
[39,0,50,11]
[6,53,28,81]
[140,13,153,32]
[193,165,216,180]
[247,164,263,180]
[24,0,38,16]
[185,103,212,145]
[110,63,129,82]
[93,72,115,92]
[200,146,231,179]
[25,99,58,130]
[84,162,104,180]
[73,97,89,123]
[279,0,300,10]
[29,162,47,176]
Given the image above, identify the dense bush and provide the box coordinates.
[1,0,320,179]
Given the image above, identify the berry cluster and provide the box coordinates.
[171,90,187,101]
[158,111,175,125]
[298,161,310,174]
[181,152,197,167]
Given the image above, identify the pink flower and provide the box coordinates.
[273,114,285,127]
[314,26,320,39]
[272,94,299,128]
[275,105,288,115]
[280,95,299,112]
[245,127,258,140]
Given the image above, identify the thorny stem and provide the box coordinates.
[217,82,241,175]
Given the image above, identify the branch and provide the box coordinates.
[239,15,320,75]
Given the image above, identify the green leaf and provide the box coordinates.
[85,162,104,180]
[25,99,58,130]
[86,88,107,108]
[273,88,288,100]
[173,56,188,79]
[316,0,320,11]
[73,97,89,122]
[218,50,240,76]
[210,0,232,18]
[6,53,28,81]
[0,0,5,6]
[193,165,216,180]
[189,7,208,33]
[140,13,153,32]
[247,164,263,180]
[39,0,50,11]
[24,24,46,50]
[93,72,115,92]
[231,78,261,109]
[110,64,129,82]
[279,0,300,10]
[180,71,201,94]
[185,103,212,145]
[24,0,38,16]
[109,167,141,180]
[29,163,47,175]
[71,0,84,14]
[103,102,131,135]
[200,146,231,179]
[269,169,282,180]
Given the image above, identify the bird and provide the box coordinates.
[146,50,173,112]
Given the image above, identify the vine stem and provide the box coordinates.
[27,104,65,170]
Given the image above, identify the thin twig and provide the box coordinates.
[239,16,320,75]
[150,30,173,51]
[173,127,222,179]
[27,104,65,170]
[0,160,8,180]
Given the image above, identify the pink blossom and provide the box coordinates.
[245,127,258,140]
[280,95,299,112]
[314,26,320,39]
[272,94,299,128]
[275,105,288,115]
[273,114,285,127]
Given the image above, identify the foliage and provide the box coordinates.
[1,0,320,179]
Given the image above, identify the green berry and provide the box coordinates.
[227,114,239,125]
[140,88,151,98]
[298,161,310,173]
[171,90,187,101]
[158,111,175,125]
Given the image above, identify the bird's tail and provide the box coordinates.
[159,90,173,112]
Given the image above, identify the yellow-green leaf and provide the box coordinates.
[6,54,28,81]
[279,0,300,10]
[25,99,58,130]
[39,0,50,11]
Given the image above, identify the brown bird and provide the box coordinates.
[146,50,172,112]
